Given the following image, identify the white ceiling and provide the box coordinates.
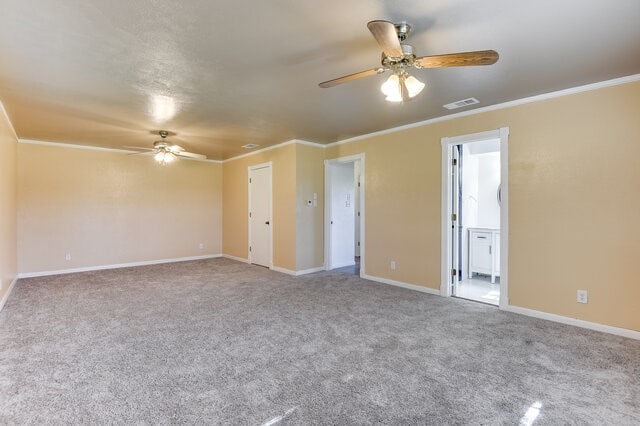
[1,0,639,160]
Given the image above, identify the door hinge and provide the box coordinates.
[249,212,252,218]
[451,213,457,221]
[249,178,252,183]
[358,181,361,187]
[358,211,360,217]
[451,268,457,277]
[357,241,360,247]
[452,158,457,166]
[249,246,252,252]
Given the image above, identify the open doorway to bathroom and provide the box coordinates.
[324,154,365,276]
[441,128,509,308]
[454,140,501,304]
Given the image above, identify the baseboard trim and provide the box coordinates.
[270,266,296,275]
[361,273,440,296]
[329,261,356,269]
[270,265,325,276]
[503,305,640,340]
[18,254,223,278]
[0,277,18,312]
[221,254,249,263]
[295,266,325,276]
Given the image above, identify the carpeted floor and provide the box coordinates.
[1,258,638,424]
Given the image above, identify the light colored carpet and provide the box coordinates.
[0,258,638,424]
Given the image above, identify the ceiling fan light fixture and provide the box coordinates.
[404,75,425,98]
[381,74,403,102]
[154,150,177,165]
[381,72,424,102]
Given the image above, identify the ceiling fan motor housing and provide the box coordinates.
[382,44,417,72]
[394,22,412,41]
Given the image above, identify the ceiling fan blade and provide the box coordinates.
[367,20,403,58]
[168,145,185,153]
[319,68,385,88]
[415,50,499,68]
[123,145,155,151]
[176,151,207,160]
[127,151,153,156]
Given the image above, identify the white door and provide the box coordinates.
[450,146,460,294]
[328,162,355,269]
[354,161,361,257]
[249,164,272,267]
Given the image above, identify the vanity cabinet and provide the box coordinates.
[468,228,500,283]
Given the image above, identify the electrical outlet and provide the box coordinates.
[199,243,204,249]
[577,290,588,304]
[390,261,396,270]
[65,253,71,261]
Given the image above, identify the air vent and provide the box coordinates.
[443,98,479,110]
[241,144,260,149]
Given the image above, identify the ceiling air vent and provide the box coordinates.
[443,97,479,110]
[241,144,260,149]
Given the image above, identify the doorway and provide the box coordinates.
[441,129,509,308]
[248,163,272,267]
[324,154,365,276]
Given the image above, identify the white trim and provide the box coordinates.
[248,162,273,268]
[498,128,509,309]
[324,153,366,276]
[270,266,297,276]
[7,74,638,164]
[17,254,222,278]
[270,265,324,276]
[361,273,440,296]
[295,266,325,275]
[222,254,249,263]
[504,305,640,340]
[18,138,222,163]
[223,139,325,163]
[0,278,18,312]
[295,139,326,148]
[440,128,510,309]
[0,101,19,141]
[326,73,640,147]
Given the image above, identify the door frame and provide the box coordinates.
[440,128,509,309]
[248,162,273,268]
[324,153,365,276]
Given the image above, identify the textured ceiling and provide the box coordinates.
[1,0,639,160]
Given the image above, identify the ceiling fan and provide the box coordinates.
[126,130,207,165]
[319,20,499,102]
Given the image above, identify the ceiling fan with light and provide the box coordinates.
[126,130,207,165]
[319,20,499,102]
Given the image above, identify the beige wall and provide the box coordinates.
[17,143,222,273]
[6,79,639,333]
[0,106,18,301]
[222,143,297,270]
[326,81,640,332]
[295,144,325,271]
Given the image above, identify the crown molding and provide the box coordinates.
[325,73,640,147]
[221,138,325,163]
[18,138,222,163]
[0,101,19,141]
[6,73,640,162]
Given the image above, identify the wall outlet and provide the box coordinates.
[199,243,204,249]
[577,290,588,304]
[65,253,71,261]
[390,260,396,270]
